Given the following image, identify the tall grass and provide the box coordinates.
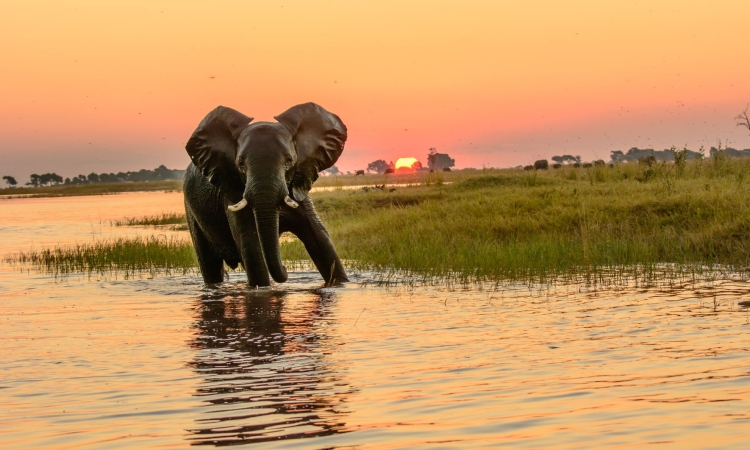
[113,212,187,228]
[312,168,480,188]
[7,158,750,284]
[282,158,750,283]
[5,236,197,278]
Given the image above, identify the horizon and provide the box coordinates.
[6,142,750,186]
[2,1,749,183]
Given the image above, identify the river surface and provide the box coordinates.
[1,192,749,448]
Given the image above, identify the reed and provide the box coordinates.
[113,212,187,227]
[282,158,750,283]
[5,236,197,278]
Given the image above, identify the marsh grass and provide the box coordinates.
[282,158,750,284]
[7,158,750,285]
[313,169,481,188]
[5,236,197,279]
[113,212,187,229]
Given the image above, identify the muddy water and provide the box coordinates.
[1,193,750,448]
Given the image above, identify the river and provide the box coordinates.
[1,192,749,448]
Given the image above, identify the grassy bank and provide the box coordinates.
[5,236,196,278]
[0,180,183,198]
[282,157,750,282]
[311,169,477,189]
[6,157,750,283]
[113,212,188,230]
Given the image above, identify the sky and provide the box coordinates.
[2,0,750,183]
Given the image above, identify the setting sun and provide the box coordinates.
[395,157,419,169]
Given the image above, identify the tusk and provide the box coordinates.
[284,195,299,208]
[227,198,248,212]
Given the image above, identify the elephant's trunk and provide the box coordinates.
[252,195,288,283]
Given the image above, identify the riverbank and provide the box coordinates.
[0,169,473,198]
[0,180,183,199]
[283,157,750,282]
[6,158,750,283]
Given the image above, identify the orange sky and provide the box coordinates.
[1,1,749,181]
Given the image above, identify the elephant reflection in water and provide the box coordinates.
[186,290,352,446]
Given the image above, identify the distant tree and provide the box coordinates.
[427,148,455,170]
[39,173,63,186]
[367,159,390,174]
[152,165,170,180]
[323,165,340,176]
[709,146,750,158]
[87,172,101,183]
[27,174,40,187]
[99,173,120,183]
[551,155,581,164]
[612,147,704,163]
[610,151,625,163]
[737,104,750,134]
[2,175,17,187]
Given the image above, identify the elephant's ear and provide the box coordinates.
[275,102,346,199]
[185,106,253,197]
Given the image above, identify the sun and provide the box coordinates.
[395,157,419,169]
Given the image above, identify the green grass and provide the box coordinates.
[113,212,188,229]
[282,158,750,283]
[5,236,197,278]
[312,168,477,189]
[7,158,750,284]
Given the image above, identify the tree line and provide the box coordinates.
[2,165,186,188]
[545,146,750,167]
[333,148,456,175]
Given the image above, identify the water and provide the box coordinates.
[1,192,750,448]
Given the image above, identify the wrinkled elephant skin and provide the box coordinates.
[183,103,349,287]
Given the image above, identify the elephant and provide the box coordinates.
[534,159,549,170]
[183,102,349,287]
[355,170,365,176]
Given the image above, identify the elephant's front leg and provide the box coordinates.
[286,198,348,286]
[227,208,272,287]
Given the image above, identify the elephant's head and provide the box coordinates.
[186,103,346,283]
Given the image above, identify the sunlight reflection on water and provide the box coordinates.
[2,269,749,448]
[1,193,749,448]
